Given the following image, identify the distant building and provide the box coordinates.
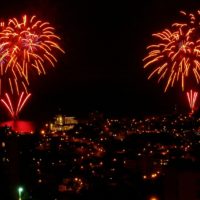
[49,115,78,132]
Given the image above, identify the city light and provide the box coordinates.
[149,197,158,200]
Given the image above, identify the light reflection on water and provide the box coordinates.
[0,120,36,133]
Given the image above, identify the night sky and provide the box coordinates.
[0,0,200,120]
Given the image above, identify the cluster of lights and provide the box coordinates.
[59,177,87,193]
[33,112,200,198]
[143,171,161,180]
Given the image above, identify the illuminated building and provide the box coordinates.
[49,115,78,132]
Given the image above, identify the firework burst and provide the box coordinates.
[143,10,200,92]
[0,14,64,118]
[0,15,65,87]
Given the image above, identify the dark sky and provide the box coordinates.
[0,0,200,120]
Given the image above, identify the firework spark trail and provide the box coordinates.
[0,73,29,96]
[0,92,31,118]
[143,10,200,92]
[186,89,198,113]
[17,92,31,115]
[1,93,15,118]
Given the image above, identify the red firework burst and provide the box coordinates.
[0,14,65,119]
[0,14,64,94]
[143,10,200,92]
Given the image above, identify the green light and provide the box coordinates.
[18,187,24,200]
[18,187,23,193]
